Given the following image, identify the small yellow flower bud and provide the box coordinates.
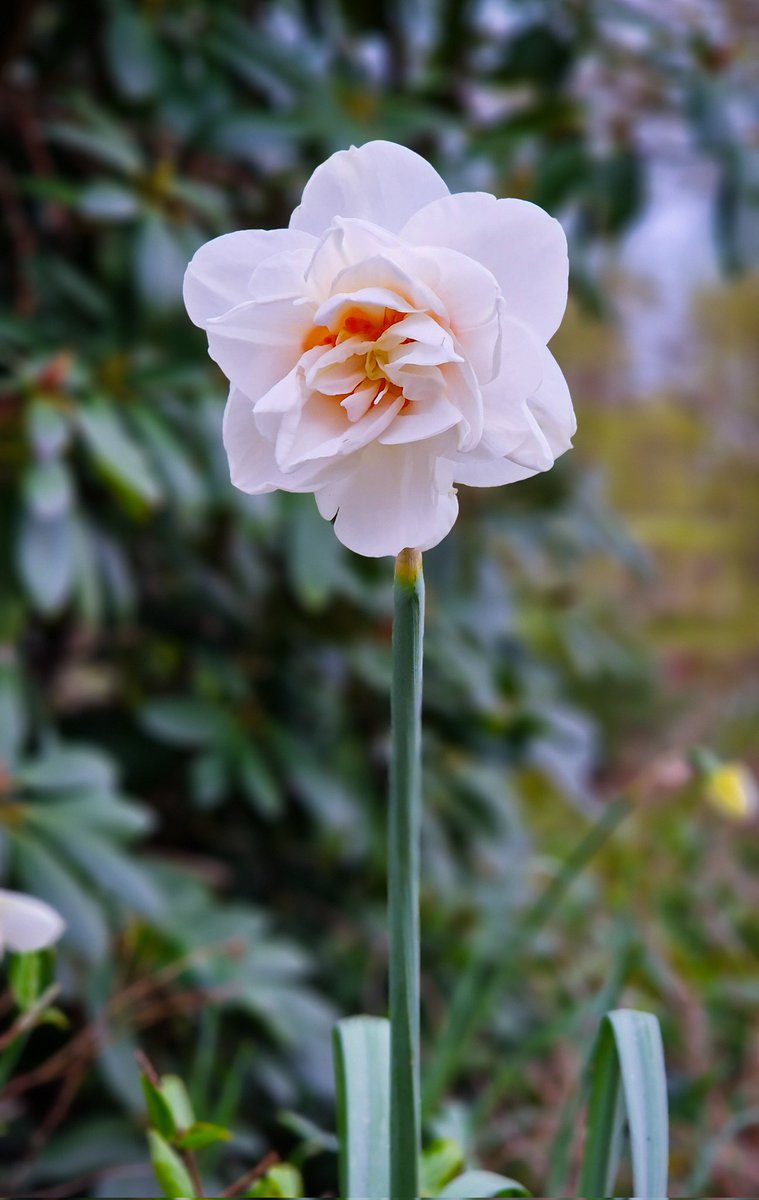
[704,762,758,821]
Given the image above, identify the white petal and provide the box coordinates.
[401,193,568,343]
[385,365,444,405]
[290,141,450,237]
[247,246,314,302]
[528,348,576,455]
[328,252,448,319]
[305,220,407,302]
[478,317,545,452]
[277,390,404,468]
[381,313,457,359]
[0,889,65,954]
[412,247,502,383]
[206,297,313,402]
[439,359,484,450]
[378,396,462,445]
[385,355,484,451]
[449,347,574,488]
[449,454,537,488]
[315,286,417,330]
[224,386,332,494]
[342,379,382,421]
[184,229,315,328]
[306,350,366,396]
[315,442,459,557]
[253,368,303,439]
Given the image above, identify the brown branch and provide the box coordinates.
[0,984,60,1054]
[2,983,234,1100]
[222,1151,279,1198]
[184,1149,205,1199]
[11,1161,154,1200]
[134,1047,160,1088]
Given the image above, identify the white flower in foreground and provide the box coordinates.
[185,140,575,557]
[0,889,65,957]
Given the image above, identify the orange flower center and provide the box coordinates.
[303,306,404,354]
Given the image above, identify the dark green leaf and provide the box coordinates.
[77,400,163,509]
[79,182,140,221]
[0,657,26,769]
[17,510,76,615]
[46,120,143,175]
[176,1121,232,1151]
[27,401,71,458]
[105,6,161,102]
[51,829,164,919]
[19,745,117,793]
[135,216,188,312]
[246,1162,303,1197]
[142,1074,178,1140]
[13,835,108,961]
[141,698,222,747]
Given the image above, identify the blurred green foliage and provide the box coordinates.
[1,0,758,1195]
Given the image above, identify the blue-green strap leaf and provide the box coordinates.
[580,1008,668,1199]
[440,1168,530,1197]
[332,1015,390,1200]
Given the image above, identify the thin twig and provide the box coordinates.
[221,1151,279,1197]
[134,1047,160,1087]
[10,1162,154,1200]
[0,984,60,1054]
[184,1149,205,1198]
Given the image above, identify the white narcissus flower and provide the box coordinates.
[185,140,575,557]
[0,889,65,957]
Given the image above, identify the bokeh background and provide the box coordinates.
[1,0,758,1195]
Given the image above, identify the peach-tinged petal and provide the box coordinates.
[401,193,568,343]
[384,365,444,406]
[224,386,333,493]
[342,380,382,422]
[306,352,367,397]
[185,140,574,557]
[277,390,404,468]
[0,889,65,955]
[184,229,315,327]
[328,253,448,319]
[315,286,417,330]
[290,141,450,236]
[378,396,462,445]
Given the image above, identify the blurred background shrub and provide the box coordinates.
[1,0,758,1194]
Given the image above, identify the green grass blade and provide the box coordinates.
[389,548,424,1200]
[580,1008,668,1199]
[423,797,631,1116]
[333,1016,390,1200]
[546,925,635,1194]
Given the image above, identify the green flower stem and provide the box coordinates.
[389,547,424,1200]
